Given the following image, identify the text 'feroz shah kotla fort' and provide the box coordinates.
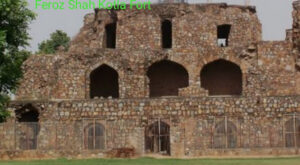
[1,0,300,159]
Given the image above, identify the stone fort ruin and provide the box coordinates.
[1,1,300,159]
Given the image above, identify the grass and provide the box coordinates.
[0,157,300,165]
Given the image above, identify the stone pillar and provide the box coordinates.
[286,29,293,42]
[292,1,300,94]
[178,72,208,97]
[292,0,300,68]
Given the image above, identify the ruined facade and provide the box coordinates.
[1,2,300,159]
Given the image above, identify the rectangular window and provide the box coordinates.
[162,20,172,48]
[217,24,231,47]
[105,22,116,48]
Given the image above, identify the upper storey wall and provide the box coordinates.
[16,3,300,100]
[70,3,262,53]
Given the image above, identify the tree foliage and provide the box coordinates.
[38,30,70,54]
[0,0,35,122]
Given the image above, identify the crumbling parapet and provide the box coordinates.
[179,85,208,97]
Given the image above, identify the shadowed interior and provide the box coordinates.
[217,24,231,47]
[16,104,39,122]
[147,60,189,97]
[162,20,172,48]
[200,59,242,96]
[105,22,116,48]
[90,64,119,98]
[145,121,170,155]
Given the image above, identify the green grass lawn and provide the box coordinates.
[0,157,300,165]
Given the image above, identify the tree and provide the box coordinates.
[38,30,70,54]
[0,0,35,122]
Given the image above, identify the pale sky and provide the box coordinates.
[27,0,295,52]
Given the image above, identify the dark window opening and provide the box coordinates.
[105,22,116,48]
[15,104,39,150]
[16,104,39,123]
[200,59,242,96]
[213,120,237,148]
[217,24,231,47]
[285,118,300,148]
[145,120,170,155]
[90,64,119,99]
[84,123,105,150]
[162,20,172,48]
[147,60,189,97]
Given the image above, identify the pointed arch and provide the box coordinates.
[200,59,242,96]
[90,64,119,98]
[147,60,189,97]
[145,120,170,155]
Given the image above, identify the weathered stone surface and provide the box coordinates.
[1,1,300,159]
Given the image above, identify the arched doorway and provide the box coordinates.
[285,117,300,148]
[213,120,237,148]
[15,104,40,150]
[84,123,105,150]
[147,60,189,97]
[200,59,242,96]
[90,64,119,99]
[145,120,170,155]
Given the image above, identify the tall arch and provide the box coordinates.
[84,123,105,150]
[213,120,237,148]
[147,60,189,97]
[145,121,170,155]
[90,64,119,99]
[200,59,242,96]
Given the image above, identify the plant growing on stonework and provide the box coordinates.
[0,0,35,122]
[37,30,71,54]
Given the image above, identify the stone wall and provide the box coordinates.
[15,3,299,100]
[292,1,300,94]
[70,4,261,52]
[257,41,296,96]
[1,96,300,159]
[6,2,300,159]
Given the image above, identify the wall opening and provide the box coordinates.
[90,64,119,99]
[217,24,231,47]
[105,22,116,48]
[16,104,39,123]
[84,123,105,150]
[15,104,39,150]
[200,59,242,96]
[285,118,300,148]
[213,120,237,148]
[145,120,170,155]
[147,60,189,97]
[162,20,172,48]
